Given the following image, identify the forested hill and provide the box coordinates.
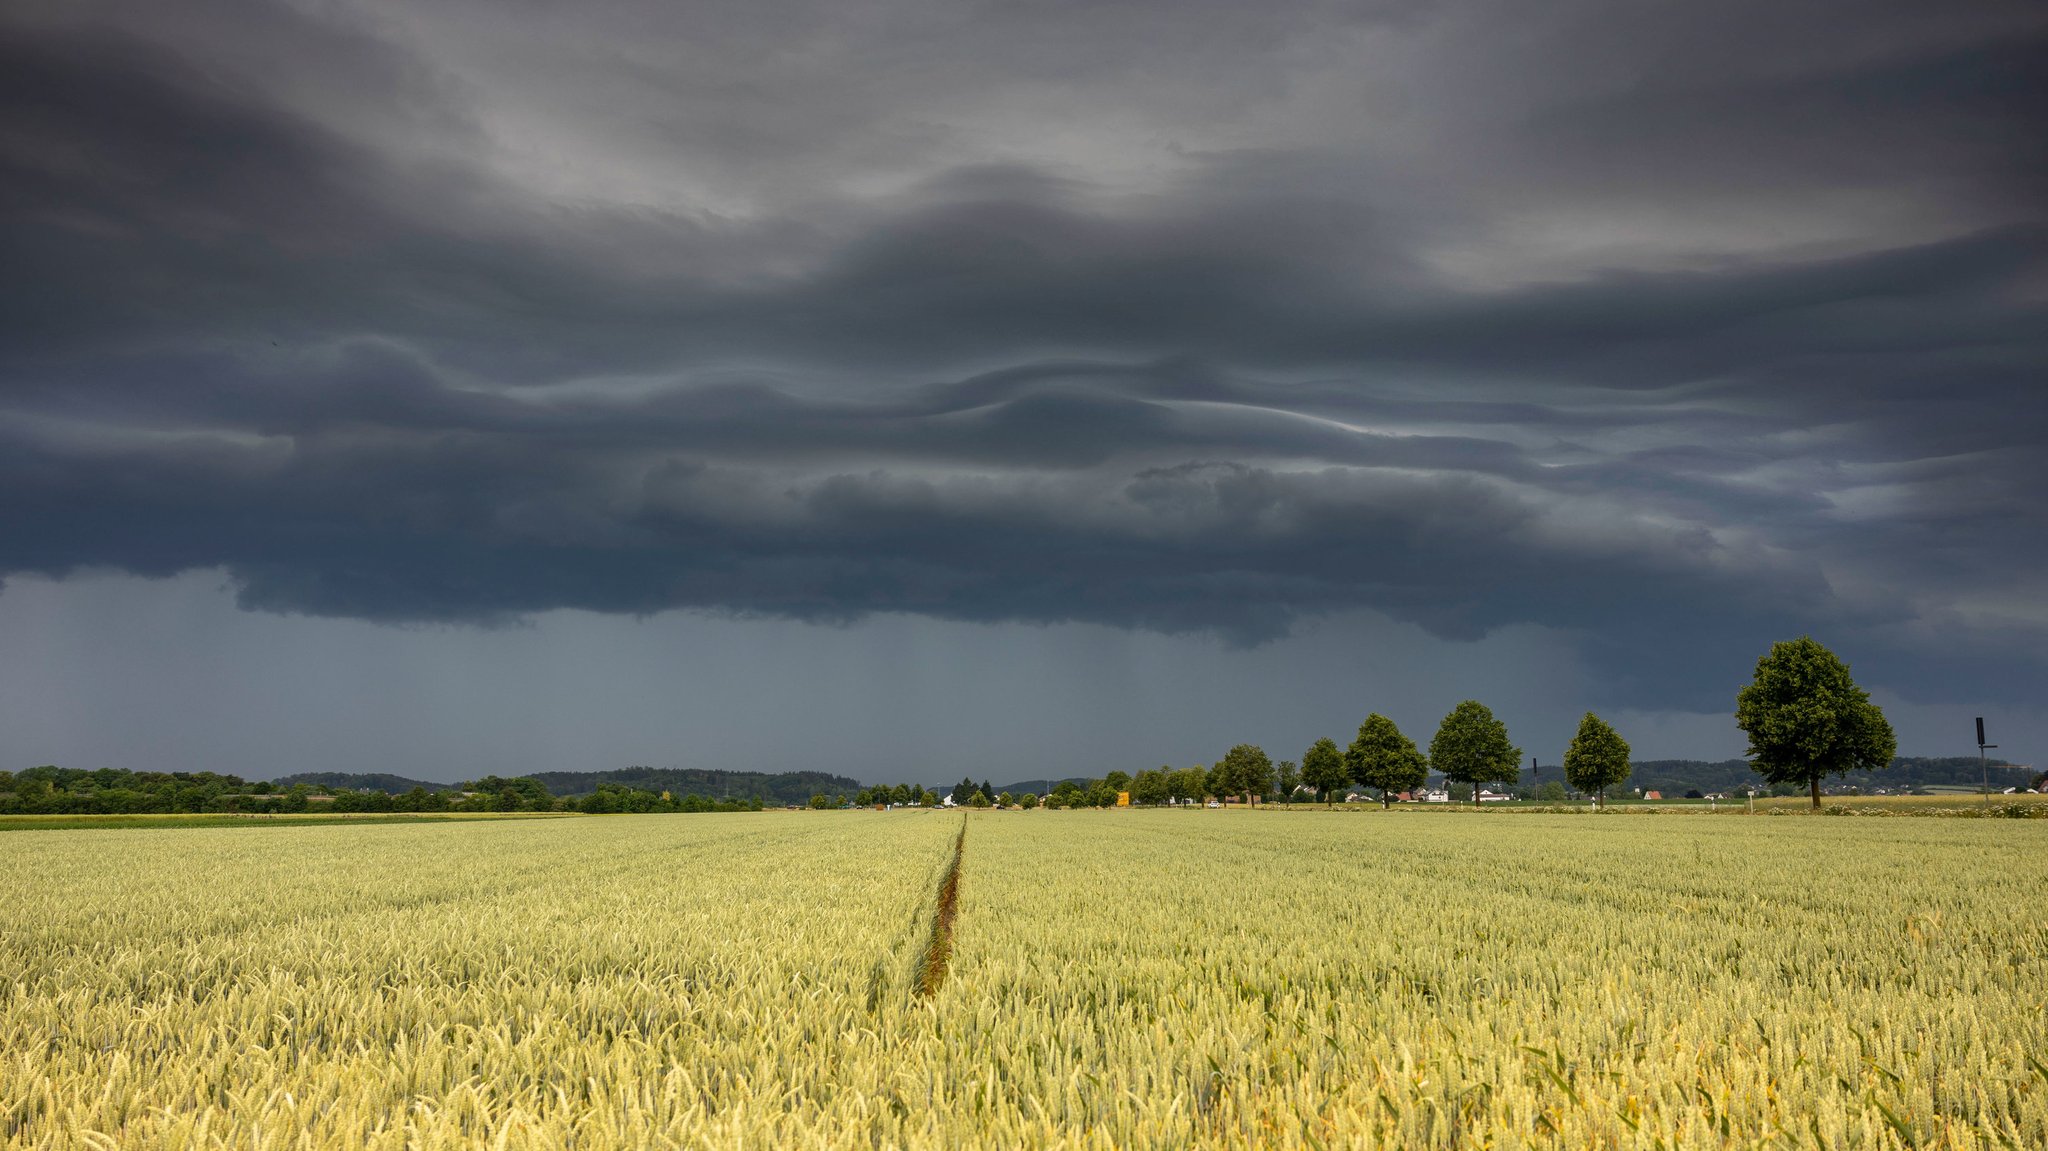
[272,771,454,793]
[995,778,1094,796]
[521,768,861,804]
[261,767,860,803]
[1620,755,2029,796]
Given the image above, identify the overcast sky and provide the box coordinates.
[3,0,2043,784]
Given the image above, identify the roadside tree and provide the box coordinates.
[1347,714,1428,808]
[1429,701,1522,807]
[1216,744,1274,805]
[1562,712,1632,808]
[1204,763,1229,802]
[1734,637,1896,809]
[1132,768,1171,805]
[1300,737,1349,806]
[1274,759,1300,804]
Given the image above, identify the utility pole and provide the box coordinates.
[1977,717,1997,806]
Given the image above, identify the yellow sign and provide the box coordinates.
[1117,791,1131,807]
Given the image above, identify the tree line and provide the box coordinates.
[1033,702,1629,809]
[0,767,766,816]
[827,638,1917,812]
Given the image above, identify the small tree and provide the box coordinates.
[1562,712,1631,808]
[1021,792,1039,809]
[1216,744,1274,805]
[1734,637,1896,809]
[1274,759,1300,805]
[1347,713,1428,808]
[808,793,831,809]
[1300,737,1349,806]
[1429,701,1521,807]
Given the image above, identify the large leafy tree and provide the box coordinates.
[1299,737,1349,806]
[1347,714,1428,808]
[1428,701,1522,806]
[1216,744,1275,804]
[1562,712,1631,808]
[1735,637,1896,809]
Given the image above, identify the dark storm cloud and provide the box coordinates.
[2,0,2046,711]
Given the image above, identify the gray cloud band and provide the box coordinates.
[2,4,2044,711]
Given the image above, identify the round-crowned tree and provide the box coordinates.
[1734,637,1896,809]
[1347,713,1428,808]
[1216,744,1274,805]
[1429,701,1521,807]
[1562,712,1631,808]
[1300,737,1349,807]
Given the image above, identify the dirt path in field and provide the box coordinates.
[914,818,967,997]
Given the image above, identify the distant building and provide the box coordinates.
[1642,790,1663,801]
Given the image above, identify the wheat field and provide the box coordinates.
[4,810,2044,1148]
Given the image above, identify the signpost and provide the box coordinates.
[1977,717,1997,806]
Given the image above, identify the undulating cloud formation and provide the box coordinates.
[2,0,2044,774]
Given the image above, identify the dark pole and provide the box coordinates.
[1977,717,1997,806]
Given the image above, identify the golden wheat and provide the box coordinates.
[3,809,2043,1148]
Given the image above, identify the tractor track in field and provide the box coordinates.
[914,818,967,997]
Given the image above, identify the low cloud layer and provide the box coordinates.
[4,0,2045,715]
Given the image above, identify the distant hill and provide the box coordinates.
[271,771,455,793]
[520,767,861,805]
[996,778,1094,796]
[268,767,860,803]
